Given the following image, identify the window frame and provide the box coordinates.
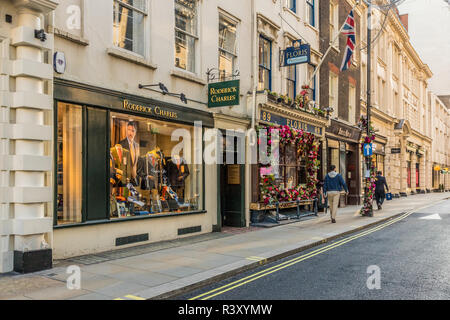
[349,84,356,124]
[174,0,199,73]
[329,72,338,118]
[53,99,207,228]
[306,0,315,27]
[329,1,339,49]
[113,0,148,56]
[218,13,238,80]
[258,35,272,91]
[288,0,296,13]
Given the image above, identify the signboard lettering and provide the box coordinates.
[260,110,323,136]
[208,80,240,108]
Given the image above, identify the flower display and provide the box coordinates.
[258,125,320,205]
[358,115,376,215]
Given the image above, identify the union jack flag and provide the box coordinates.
[340,9,356,71]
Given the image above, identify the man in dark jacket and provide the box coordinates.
[323,165,348,223]
[374,171,389,210]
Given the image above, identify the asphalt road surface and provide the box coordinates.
[174,199,450,300]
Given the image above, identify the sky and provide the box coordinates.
[398,0,450,95]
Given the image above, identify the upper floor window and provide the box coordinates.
[307,64,316,101]
[288,0,296,13]
[286,64,296,99]
[329,72,338,118]
[175,0,198,73]
[329,2,339,47]
[113,0,147,56]
[218,14,237,81]
[349,84,356,124]
[306,0,315,26]
[258,36,272,91]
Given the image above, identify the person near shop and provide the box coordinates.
[323,165,348,223]
[374,171,389,210]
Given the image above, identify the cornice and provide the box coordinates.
[13,0,59,13]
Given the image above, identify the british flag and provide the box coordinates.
[340,9,356,71]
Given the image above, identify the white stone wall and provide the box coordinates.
[0,0,57,273]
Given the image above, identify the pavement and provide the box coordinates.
[0,192,449,300]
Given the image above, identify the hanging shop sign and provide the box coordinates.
[282,40,311,67]
[208,80,240,108]
[259,110,322,136]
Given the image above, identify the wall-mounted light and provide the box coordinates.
[34,29,47,42]
[138,82,168,94]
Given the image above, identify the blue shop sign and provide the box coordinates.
[283,42,311,66]
[260,110,322,136]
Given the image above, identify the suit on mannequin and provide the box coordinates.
[110,144,132,186]
[166,156,190,188]
[119,122,140,185]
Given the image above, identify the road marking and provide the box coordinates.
[190,211,414,300]
[125,295,146,300]
[114,298,125,300]
[419,214,442,220]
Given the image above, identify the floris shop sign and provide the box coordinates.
[208,80,240,108]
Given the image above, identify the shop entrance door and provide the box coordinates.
[219,133,245,228]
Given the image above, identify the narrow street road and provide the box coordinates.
[175,200,450,300]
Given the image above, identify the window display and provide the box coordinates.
[109,112,202,218]
[56,102,83,225]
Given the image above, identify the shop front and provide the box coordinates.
[325,119,362,206]
[371,141,386,176]
[250,96,328,223]
[53,79,214,259]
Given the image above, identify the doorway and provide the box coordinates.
[218,132,245,228]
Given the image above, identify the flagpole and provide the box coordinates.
[307,1,360,86]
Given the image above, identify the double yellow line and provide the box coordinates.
[189,211,414,300]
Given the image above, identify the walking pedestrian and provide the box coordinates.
[374,171,389,210]
[323,165,348,223]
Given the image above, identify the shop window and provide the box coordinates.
[113,0,147,56]
[175,0,198,73]
[407,161,411,188]
[259,144,306,194]
[219,14,237,81]
[329,147,339,173]
[258,36,272,91]
[109,112,203,218]
[57,103,83,225]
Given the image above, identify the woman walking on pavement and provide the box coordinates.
[323,165,348,223]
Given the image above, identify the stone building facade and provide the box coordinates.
[0,0,58,273]
[359,3,433,197]
[319,0,362,205]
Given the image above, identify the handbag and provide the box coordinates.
[386,192,392,201]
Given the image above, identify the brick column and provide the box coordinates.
[0,0,57,274]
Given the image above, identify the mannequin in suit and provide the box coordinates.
[166,155,190,189]
[110,144,132,186]
[119,121,140,185]
[137,151,161,191]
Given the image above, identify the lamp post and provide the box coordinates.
[364,1,374,216]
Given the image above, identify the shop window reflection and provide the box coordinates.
[109,113,202,218]
[57,103,83,225]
